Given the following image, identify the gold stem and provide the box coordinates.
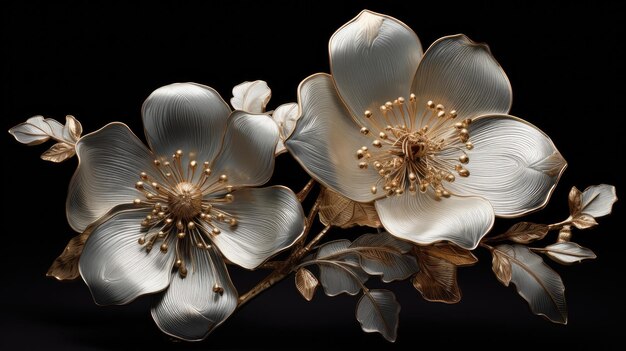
[296,178,316,202]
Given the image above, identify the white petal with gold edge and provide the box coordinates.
[67,123,155,232]
[208,186,305,270]
[209,111,279,188]
[286,74,380,203]
[375,192,494,250]
[447,115,566,217]
[272,102,299,154]
[79,209,175,305]
[330,10,422,130]
[151,246,237,341]
[411,35,512,124]
[142,83,231,163]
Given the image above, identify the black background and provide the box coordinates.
[2,1,624,350]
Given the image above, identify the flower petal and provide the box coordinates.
[447,115,566,217]
[208,186,305,269]
[230,80,272,113]
[272,102,299,155]
[375,193,494,250]
[411,35,512,122]
[286,73,380,202]
[67,123,154,232]
[330,10,422,129]
[151,246,237,341]
[142,82,231,163]
[209,111,279,187]
[79,209,175,305]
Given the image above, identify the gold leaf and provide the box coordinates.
[568,186,582,216]
[491,250,512,286]
[295,267,319,301]
[47,230,90,281]
[420,244,478,266]
[319,188,381,229]
[502,222,549,244]
[40,142,75,162]
[571,214,598,229]
[65,115,83,141]
[412,248,461,304]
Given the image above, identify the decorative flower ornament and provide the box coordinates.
[286,10,567,249]
[7,9,616,345]
[67,82,305,341]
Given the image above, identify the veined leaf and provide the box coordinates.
[40,142,75,162]
[319,188,381,229]
[413,248,461,304]
[356,289,400,342]
[420,244,478,266]
[316,240,368,296]
[348,233,418,282]
[295,268,319,301]
[493,245,567,324]
[543,242,596,265]
[9,116,65,145]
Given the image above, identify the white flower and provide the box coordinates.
[69,83,305,341]
[231,80,299,154]
[286,11,566,249]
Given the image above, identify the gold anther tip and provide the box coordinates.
[398,97,405,103]
[361,146,368,151]
[177,232,186,239]
[137,237,145,245]
[372,140,382,148]
[437,111,446,118]
[454,122,464,129]
[442,190,451,198]
[187,222,196,230]
[465,142,474,150]
[395,189,404,195]
[176,150,183,157]
[371,186,377,194]
[165,218,173,224]
[427,100,435,108]
[176,220,184,230]
[364,110,373,118]
[190,160,197,168]
[358,162,368,169]
[197,242,205,249]
[212,228,221,235]
[133,199,141,205]
[464,118,472,125]
[229,218,238,227]
[160,243,168,253]
[459,155,469,164]
[157,231,166,238]
[356,150,364,159]
[458,168,470,177]
[408,172,417,181]
[409,184,416,192]
[141,220,149,227]
[379,132,387,139]
[135,181,144,189]
[140,172,148,179]
[153,160,161,166]
[449,110,458,118]
[446,174,456,182]
[385,101,393,108]
[204,168,212,176]
[213,284,224,294]
[435,104,445,111]
[379,105,387,112]
[219,174,228,182]
[175,259,182,267]
[203,161,210,167]
[435,189,443,198]
[226,185,234,192]
[225,194,234,202]
[360,127,370,135]
[200,213,206,219]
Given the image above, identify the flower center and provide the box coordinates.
[131,149,238,288]
[356,95,474,199]
[169,182,202,220]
